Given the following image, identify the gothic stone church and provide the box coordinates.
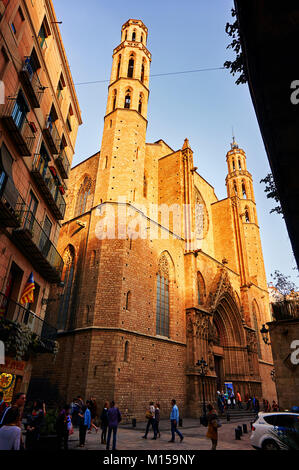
[32,19,277,419]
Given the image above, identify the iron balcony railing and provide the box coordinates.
[0,97,37,156]
[0,179,26,228]
[55,148,70,179]
[19,57,45,108]
[13,209,64,281]
[32,154,66,219]
[0,292,57,349]
[43,115,61,155]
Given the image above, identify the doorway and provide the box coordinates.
[214,355,223,392]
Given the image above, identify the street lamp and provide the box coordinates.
[260,324,271,345]
[196,357,208,426]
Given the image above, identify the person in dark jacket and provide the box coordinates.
[106,401,121,451]
[56,404,71,450]
[100,401,109,445]
[25,400,45,450]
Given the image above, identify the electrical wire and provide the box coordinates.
[74,66,225,86]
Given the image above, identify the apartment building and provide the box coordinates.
[0,0,81,399]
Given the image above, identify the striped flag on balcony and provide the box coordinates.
[20,272,35,305]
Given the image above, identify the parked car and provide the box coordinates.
[250,412,299,450]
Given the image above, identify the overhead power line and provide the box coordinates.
[74,66,225,86]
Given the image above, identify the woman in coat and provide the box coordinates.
[206,404,218,450]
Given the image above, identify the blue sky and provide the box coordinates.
[52,0,297,286]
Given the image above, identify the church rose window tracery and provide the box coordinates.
[156,254,170,337]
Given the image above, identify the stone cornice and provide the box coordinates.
[108,77,150,95]
[122,19,148,34]
[57,326,186,346]
[113,41,152,61]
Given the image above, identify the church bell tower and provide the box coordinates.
[94,19,151,205]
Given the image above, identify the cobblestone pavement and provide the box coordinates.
[69,418,254,451]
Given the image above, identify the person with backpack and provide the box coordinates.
[206,403,219,450]
[106,401,121,451]
[142,401,156,439]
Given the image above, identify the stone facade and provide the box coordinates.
[32,19,277,419]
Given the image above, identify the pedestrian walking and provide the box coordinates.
[169,399,183,443]
[25,400,45,450]
[154,403,161,438]
[106,401,122,451]
[217,392,224,415]
[56,404,72,450]
[206,404,218,450]
[236,391,242,409]
[0,407,21,450]
[88,397,99,433]
[142,402,156,439]
[100,401,109,445]
[78,400,91,447]
[70,398,80,428]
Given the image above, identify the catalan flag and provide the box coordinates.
[20,272,35,305]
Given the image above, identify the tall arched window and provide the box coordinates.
[141,34,143,43]
[58,245,75,331]
[125,30,127,41]
[245,207,250,222]
[252,302,262,359]
[232,159,235,171]
[128,54,134,78]
[138,93,143,113]
[233,180,238,195]
[141,59,145,83]
[116,55,121,80]
[124,341,130,362]
[156,255,170,337]
[132,30,136,41]
[126,291,131,310]
[238,159,242,170]
[197,271,205,305]
[112,89,117,111]
[75,176,92,216]
[242,181,247,198]
[143,172,147,198]
[124,89,131,109]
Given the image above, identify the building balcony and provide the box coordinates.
[31,155,66,220]
[0,292,57,353]
[55,149,70,179]
[12,210,64,283]
[42,116,61,155]
[19,58,45,109]
[0,180,25,228]
[0,98,37,156]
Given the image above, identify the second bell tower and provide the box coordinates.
[94,19,151,205]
